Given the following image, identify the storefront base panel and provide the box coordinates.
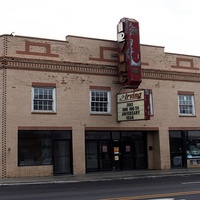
[187,159,200,168]
[7,166,53,178]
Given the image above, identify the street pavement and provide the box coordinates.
[1,168,200,186]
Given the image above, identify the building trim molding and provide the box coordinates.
[18,126,73,130]
[2,57,200,83]
[85,127,159,131]
[169,127,200,131]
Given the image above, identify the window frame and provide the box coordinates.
[178,94,195,116]
[90,89,111,114]
[32,86,56,113]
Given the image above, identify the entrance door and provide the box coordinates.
[113,141,121,170]
[113,140,147,170]
[121,140,147,170]
[121,140,134,170]
[53,140,72,174]
[99,141,112,171]
[86,141,98,172]
[170,138,186,168]
[86,140,112,172]
[86,131,147,172]
[134,140,147,169]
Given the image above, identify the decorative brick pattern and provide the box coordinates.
[1,36,7,178]
[89,46,150,67]
[89,47,118,63]
[16,41,59,57]
[171,57,199,70]
[141,62,149,66]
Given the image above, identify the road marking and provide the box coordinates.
[148,199,174,200]
[182,181,200,184]
[99,190,200,199]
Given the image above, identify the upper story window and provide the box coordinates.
[178,92,195,116]
[90,86,111,114]
[32,83,56,113]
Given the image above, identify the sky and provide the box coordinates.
[1,0,200,56]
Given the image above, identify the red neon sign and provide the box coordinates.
[117,18,141,88]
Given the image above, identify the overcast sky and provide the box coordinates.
[1,0,200,56]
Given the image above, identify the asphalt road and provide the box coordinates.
[1,174,200,199]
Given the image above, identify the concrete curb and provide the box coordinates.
[1,170,200,186]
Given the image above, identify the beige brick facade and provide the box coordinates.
[1,34,200,178]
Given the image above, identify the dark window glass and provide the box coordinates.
[52,130,71,139]
[188,131,200,140]
[18,130,71,166]
[187,131,200,158]
[169,131,182,138]
[121,131,144,140]
[112,132,120,140]
[18,130,52,166]
[85,131,111,139]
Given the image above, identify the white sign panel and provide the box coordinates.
[117,100,145,121]
[117,89,150,122]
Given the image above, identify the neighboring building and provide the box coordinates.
[0,34,200,178]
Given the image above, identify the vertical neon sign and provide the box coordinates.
[117,18,141,88]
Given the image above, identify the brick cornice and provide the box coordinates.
[1,57,200,82]
[1,57,117,76]
[142,69,200,82]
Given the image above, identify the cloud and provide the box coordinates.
[0,0,200,55]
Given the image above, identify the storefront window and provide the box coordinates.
[112,132,120,140]
[170,130,200,168]
[85,131,111,139]
[18,130,52,166]
[121,131,144,140]
[169,131,184,167]
[187,131,200,158]
[169,131,182,138]
[18,130,72,166]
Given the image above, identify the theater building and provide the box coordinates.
[1,33,200,178]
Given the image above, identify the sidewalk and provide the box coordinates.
[1,168,200,186]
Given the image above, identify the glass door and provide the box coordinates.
[170,138,185,168]
[53,140,72,174]
[86,140,112,172]
[113,140,121,170]
[99,141,112,171]
[121,140,134,170]
[86,141,98,172]
[134,140,147,169]
[120,140,147,170]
